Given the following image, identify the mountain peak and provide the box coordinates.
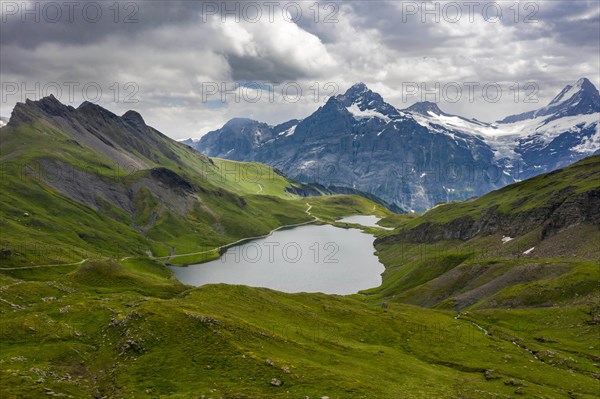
[122,110,146,125]
[26,94,66,111]
[499,77,599,123]
[341,82,373,101]
[575,77,596,92]
[76,100,120,123]
[11,95,73,123]
[223,117,261,129]
[77,100,95,109]
[537,77,599,119]
[333,83,400,120]
[348,82,369,92]
[404,101,445,116]
[548,77,597,106]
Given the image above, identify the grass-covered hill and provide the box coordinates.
[2,267,598,399]
[0,95,390,267]
[1,97,598,398]
[371,155,600,309]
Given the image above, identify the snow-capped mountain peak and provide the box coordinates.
[336,83,400,120]
[533,77,599,119]
[548,77,596,106]
[346,82,369,96]
[500,77,599,124]
[339,83,383,105]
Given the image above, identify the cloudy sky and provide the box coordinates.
[1,0,599,139]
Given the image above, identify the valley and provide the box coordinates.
[2,2,599,397]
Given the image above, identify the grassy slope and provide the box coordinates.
[0,113,323,267]
[1,264,598,399]
[368,156,599,308]
[351,156,599,398]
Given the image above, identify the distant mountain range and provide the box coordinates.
[188,78,600,212]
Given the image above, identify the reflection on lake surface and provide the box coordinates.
[337,215,393,229]
[170,224,384,294]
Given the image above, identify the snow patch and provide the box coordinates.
[523,247,535,255]
[572,124,600,153]
[414,108,598,144]
[552,86,578,105]
[501,236,513,244]
[300,160,316,169]
[346,103,391,122]
[279,124,297,137]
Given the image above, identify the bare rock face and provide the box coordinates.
[377,188,600,246]
[149,167,195,193]
[541,189,600,238]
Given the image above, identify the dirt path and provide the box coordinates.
[0,258,88,271]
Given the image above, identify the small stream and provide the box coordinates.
[454,314,540,360]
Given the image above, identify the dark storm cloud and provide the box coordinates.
[227,54,313,81]
[503,0,600,47]
[0,1,211,48]
[549,11,600,48]
[336,1,452,53]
